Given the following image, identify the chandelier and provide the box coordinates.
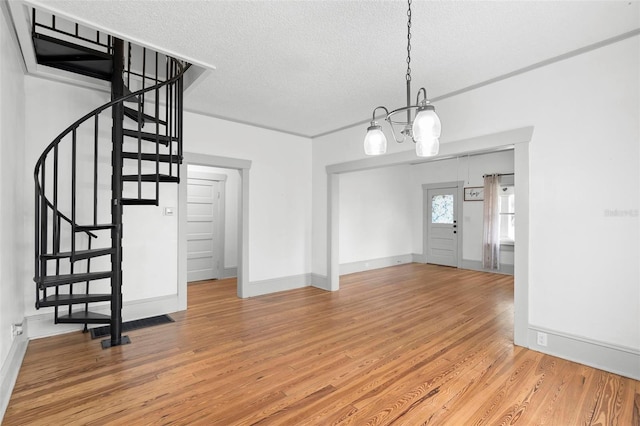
[364,0,441,157]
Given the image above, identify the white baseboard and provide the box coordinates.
[245,274,311,298]
[222,267,237,278]
[310,273,330,291]
[528,326,640,380]
[26,294,181,340]
[460,259,514,275]
[412,253,427,263]
[340,254,413,275]
[0,328,28,421]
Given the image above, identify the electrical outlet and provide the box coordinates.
[536,331,548,347]
[11,323,24,340]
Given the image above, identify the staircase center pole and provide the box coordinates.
[105,38,130,348]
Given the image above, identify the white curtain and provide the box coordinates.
[482,174,500,270]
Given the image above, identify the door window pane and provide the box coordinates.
[432,194,454,224]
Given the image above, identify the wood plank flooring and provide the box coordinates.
[4,264,639,425]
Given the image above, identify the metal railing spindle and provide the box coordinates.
[141,48,146,119]
[40,164,48,306]
[94,115,99,226]
[71,129,76,256]
[53,144,58,254]
[155,52,160,202]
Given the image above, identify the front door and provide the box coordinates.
[426,187,459,267]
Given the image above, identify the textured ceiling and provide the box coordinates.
[25,0,640,137]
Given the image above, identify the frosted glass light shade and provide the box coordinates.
[415,137,439,157]
[412,108,441,141]
[364,125,387,155]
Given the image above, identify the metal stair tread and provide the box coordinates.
[121,198,157,206]
[122,174,180,183]
[57,311,111,324]
[75,223,116,232]
[123,107,167,126]
[122,129,178,146]
[39,271,113,287]
[122,152,181,164]
[41,247,114,260]
[39,293,111,307]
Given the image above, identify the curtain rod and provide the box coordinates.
[482,173,514,178]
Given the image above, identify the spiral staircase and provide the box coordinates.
[31,10,187,348]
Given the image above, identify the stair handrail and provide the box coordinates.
[34,59,186,189]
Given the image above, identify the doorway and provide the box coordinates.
[423,181,463,267]
[326,126,533,346]
[178,152,251,307]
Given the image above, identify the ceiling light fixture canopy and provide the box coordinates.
[364,0,441,157]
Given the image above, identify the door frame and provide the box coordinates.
[178,152,251,309]
[186,168,227,281]
[422,181,464,267]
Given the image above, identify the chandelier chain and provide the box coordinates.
[406,0,412,82]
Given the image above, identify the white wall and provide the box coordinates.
[313,37,639,356]
[437,37,639,351]
[339,164,413,264]
[183,111,312,283]
[0,3,27,416]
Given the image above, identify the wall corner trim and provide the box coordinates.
[244,274,312,298]
[310,274,330,291]
[412,253,427,263]
[222,267,238,279]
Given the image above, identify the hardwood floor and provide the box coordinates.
[4,264,639,425]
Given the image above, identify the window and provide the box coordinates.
[432,194,454,224]
[499,186,515,243]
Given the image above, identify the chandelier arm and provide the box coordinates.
[371,106,390,122]
[416,87,427,105]
[387,105,420,124]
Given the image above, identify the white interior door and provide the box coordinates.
[426,187,459,267]
[187,177,221,282]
